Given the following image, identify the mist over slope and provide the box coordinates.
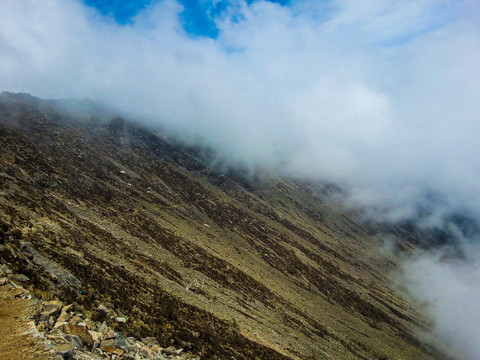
[1,0,479,221]
[1,0,480,358]
[0,92,453,359]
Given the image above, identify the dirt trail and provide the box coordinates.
[0,286,52,360]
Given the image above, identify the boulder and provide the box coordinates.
[0,264,11,276]
[104,330,117,340]
[63,324,94,346]
[115,316,128,323]
[57,304,73,322]
[138,346,155,359]
[39,301,62,321]
[64,334,83,350]
[100,339,123,354]
[88,330,103,342]
[115,333,129,350]
[68,316,83,325]
[98,321,109,333]
[54,343,74,359]
[97,302,115,318]
[54,321,68,329]
[163,346,183,356]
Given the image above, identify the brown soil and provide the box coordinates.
[0,286,52,360]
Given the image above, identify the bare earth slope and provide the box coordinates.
[0,93,446,359]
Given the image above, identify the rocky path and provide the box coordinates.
[0,264,199,360]
[0,283,53,360]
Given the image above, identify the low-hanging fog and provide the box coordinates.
[1,0,479,358]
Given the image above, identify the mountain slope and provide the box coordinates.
[0,92,445,359]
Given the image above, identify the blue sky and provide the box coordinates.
[84,0,288,37]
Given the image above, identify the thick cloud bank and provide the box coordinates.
[1,0,479,357]
[403,244,480,360]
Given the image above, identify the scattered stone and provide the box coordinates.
[104,330,117,340]
[115,333,128,350]
[138,346,154,359]
[54,343,74,359]
[47,334,67,342]
[97,303,114,316]
[39,300,62,321]
[7,273,30,283]
[100,339,118,353]
[64,334,84,350]
[98,321,109,333]
[85,319,94,329]
[126,337,136,344]
[150,344,161,352]
[54,321,68,329]
[63,324,94,346]
[57,304,74,322]
[89,330,103,342]
[9,281,22,289]
[68,316,83,325]
[0,264,12,275]
[163,346,183,356]
[3,269,197,360]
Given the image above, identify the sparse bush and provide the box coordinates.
[7,228,23,239]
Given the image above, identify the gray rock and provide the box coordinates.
[98,321,109,332]
[162,346,183,355]
[38,301,62,321]
[126,336,137,344]
[54,343,74,359]
[0,264,12,275]
[115,333,129,350]
[64,334,84,350]
[104,330,117,340]
[97,303,115,317]
[7,273,30,283]
[100,339,118,353]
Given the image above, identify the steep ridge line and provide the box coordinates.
[0,92,449,360]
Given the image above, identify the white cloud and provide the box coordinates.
[1,0,478,214]
[1,3,480,356]
[402,244,480,360]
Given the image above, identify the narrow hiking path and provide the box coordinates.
[0,286,52,360]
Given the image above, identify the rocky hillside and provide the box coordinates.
[0,92,447,359]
